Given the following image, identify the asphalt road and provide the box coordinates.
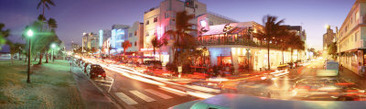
[104,68,198,109]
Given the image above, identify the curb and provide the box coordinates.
[71,63,123,109]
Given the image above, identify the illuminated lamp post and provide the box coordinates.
[51,43,56,62]
[26,29,34,83]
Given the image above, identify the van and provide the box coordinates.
[318,61,339,76]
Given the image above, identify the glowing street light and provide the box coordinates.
[26,29,34,83]
[27,29,34,37]
[51,43,57,62]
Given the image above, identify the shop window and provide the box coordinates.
[217,56,232,66]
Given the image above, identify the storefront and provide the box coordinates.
[339,48,366,76]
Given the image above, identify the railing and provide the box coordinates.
[197,38,259,47]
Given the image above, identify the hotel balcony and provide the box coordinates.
[197,36,259,47]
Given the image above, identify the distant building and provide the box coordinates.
[127,21,144,52]
[82,32,99,52]
[338,0,366,75]
[99,29,111,49]
[323,26,336,50]
[143,0,237,64]
[71,42,80,50]
[111,24,129,53]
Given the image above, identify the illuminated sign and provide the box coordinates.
[140,48,153,51]
[99,30,103,48]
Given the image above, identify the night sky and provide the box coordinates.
[0,0,354,50]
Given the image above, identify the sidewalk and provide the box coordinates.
[70,62,119,109]
[339,67,366,89]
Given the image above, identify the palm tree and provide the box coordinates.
[254,15,285,70]
[0,23,11,48]
[9,43,25,64]
[278,29,293,64]
[45,18,58,63]
[151,36,168,56]
[288,35,304,62]
[37,0,55,17]
[47,18,57,31]
[164,11,196,65]
[151,35,168,60]
[122,40,132,55]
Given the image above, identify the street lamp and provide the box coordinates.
[51,43,56,62]
[26,29,34,83]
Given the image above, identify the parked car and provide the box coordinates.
[86,64,106,79]
[143,60,162,68]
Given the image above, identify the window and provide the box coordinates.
[356,11,360,21]
[154,17,158,22]
[134,31,137,36]
[355,32,358,42]
[146,32,149,37]
[129,33,132,37]
[134,42,137,46]
[165,13,169,18]
[146,20,149,25]
[195,4,198,8]
[209,21,213,25]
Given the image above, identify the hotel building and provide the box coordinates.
[338,0,366,76]
[143,0,237,64]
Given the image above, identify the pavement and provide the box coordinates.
[339,66,366,89]
[70,62,119,109]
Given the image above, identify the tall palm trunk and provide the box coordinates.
[153,47,156,60]
[11,54,14,65]
[46,53,49,63]
[282,49,285,64]
[267,36,270,70]
[291,49,294,62]
[38,53,43,64]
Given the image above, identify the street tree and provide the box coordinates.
[37,0,55,17]
[327,42,337,60]
[151,35,168,59]
[10,43,25,64]
[164,11,197,66]
[122,40,132,55]
[45,18,58,63]
[254,15,285,70]
[0,23,10,50]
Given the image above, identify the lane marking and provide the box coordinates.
[144,89,173,99]
[130,90,156,102]
[159,87,187,96]
[98,83,111,87]
[115,92,138,105]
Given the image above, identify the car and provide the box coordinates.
[143,60,162,68]
[86,64,106,79]
[169,94,366,109]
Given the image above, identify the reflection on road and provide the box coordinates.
[77,56,366,101]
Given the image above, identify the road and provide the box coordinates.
[105,68,198,109]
